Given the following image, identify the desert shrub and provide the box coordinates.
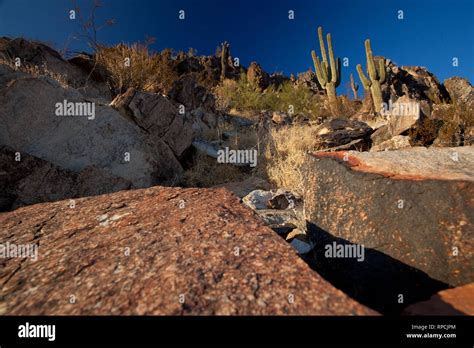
[96,44,179,95]
[339,95,361,117]
[181,152,248,187]
[214,74,326,119]
[230,73,268,112]
[435,121,463,147]
[261,124,322,196]
[182,127,264,187]
[408,118,444,146]
[274,82,315,116]
[214,74,261,111]
[214,78,239,111]
[443,102,474,129]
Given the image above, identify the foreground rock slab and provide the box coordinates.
[403,283,474,315]
[0,186,375,315]
[304,147,474,289]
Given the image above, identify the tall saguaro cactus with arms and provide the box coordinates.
[356,39,386,113]
[311,27,341,115]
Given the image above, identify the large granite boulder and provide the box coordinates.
[0,186,375,315]
[0,66,184,188]
[303,147,473,313]
[386,95,423,135]
[110,88,194,158]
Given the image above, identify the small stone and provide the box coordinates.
[242,190,273,210]
[290,236,313,254]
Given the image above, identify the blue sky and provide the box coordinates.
[0,0,473,96]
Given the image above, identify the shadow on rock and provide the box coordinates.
[304,222,449,315]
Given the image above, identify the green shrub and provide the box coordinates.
[214,73,326,119]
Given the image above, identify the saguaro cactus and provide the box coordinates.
[356,39,386,113]
[350,73,359,99]
[311,27,341,115]
[220,41,230,81]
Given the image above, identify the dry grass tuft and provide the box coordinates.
[262,124,321,196]
[181,152,248,187]
[0,58,70,88]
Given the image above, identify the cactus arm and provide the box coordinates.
[312,51,327,87]
[327,33,338,84]
[365,40,378,81]
[311,50,319,73]
[317,27,328,68]
[359,39,385,112]
[356,64,371,90]
[377,58,386,83]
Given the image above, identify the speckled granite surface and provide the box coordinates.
[0,186,376,315]
[304,149,474,287]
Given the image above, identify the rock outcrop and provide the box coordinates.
[0,37,111,100]
[110,88,194,158]
[0,186,375,315]
[247,62,270,91]
[444,77,474,111]
[370,135,411,152]
[386,95,423,135]
[303,147,473,313]
[168,74,216,111]
[314,118,373,151]
[382,60,450,105]
[0,64,187,190]
[296,69,322,93]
